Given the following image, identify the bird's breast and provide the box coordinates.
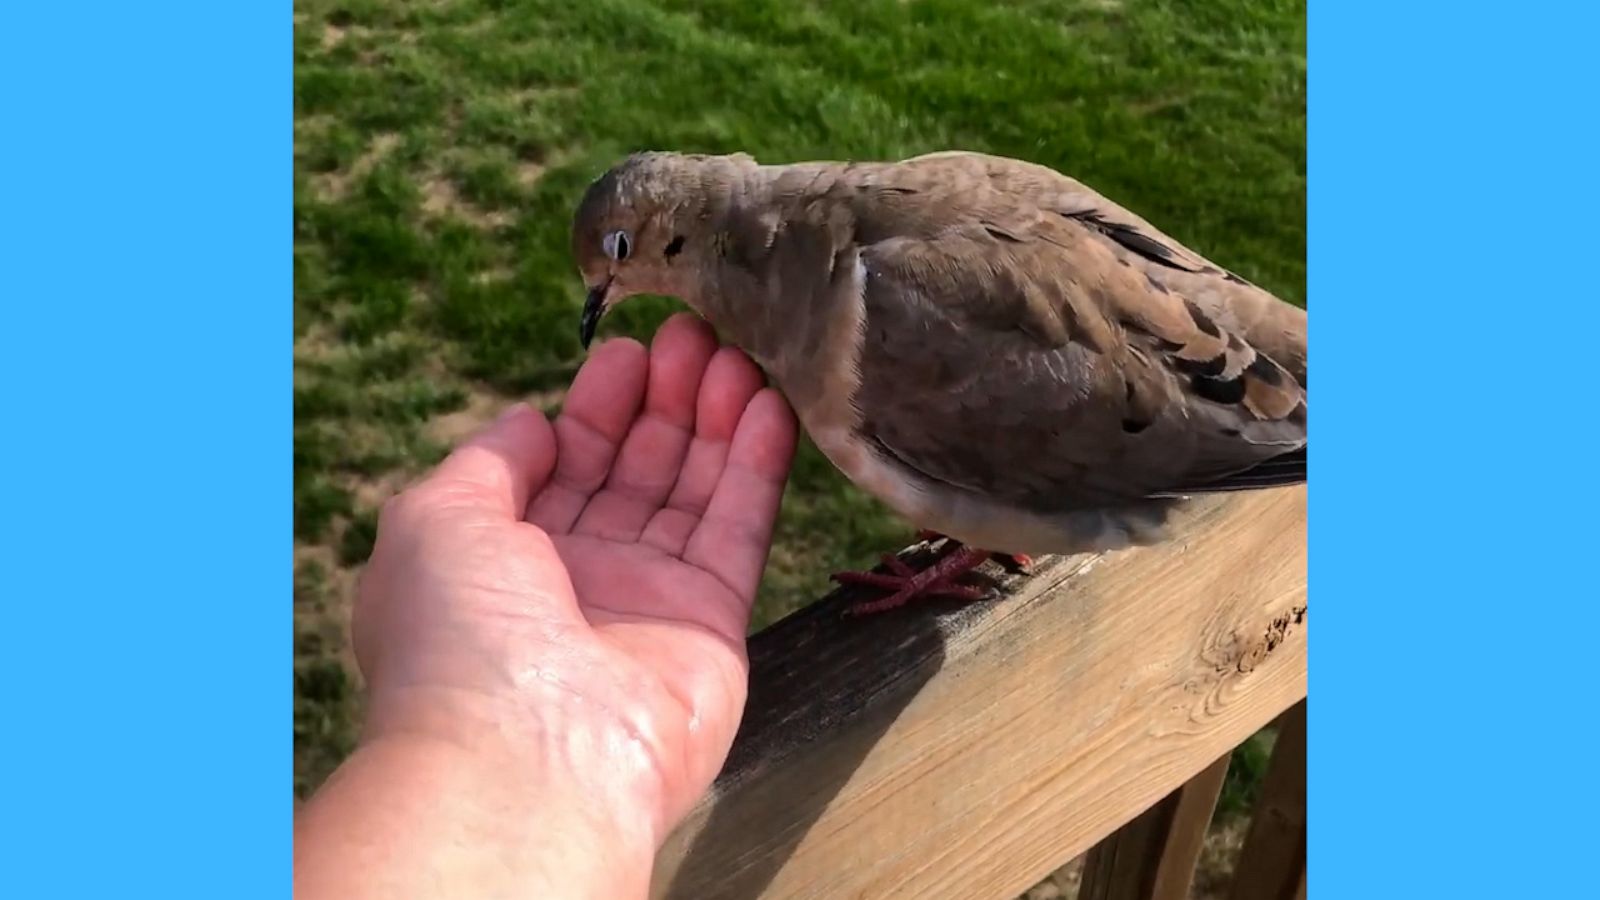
[806,424,934,523]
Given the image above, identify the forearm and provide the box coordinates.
[294,734,659,900]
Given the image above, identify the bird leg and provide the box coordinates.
[831,536,1034,616]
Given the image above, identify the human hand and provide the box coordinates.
[307,314,797,897]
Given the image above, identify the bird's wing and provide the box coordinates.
[899,151,1307,384]
[840,154,1306,511]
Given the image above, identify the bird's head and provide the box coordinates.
[571,151,752,348]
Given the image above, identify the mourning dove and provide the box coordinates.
[571,151,1306,614]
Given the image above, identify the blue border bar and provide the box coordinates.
[1,0,1596,895]
[1313,1,1598,895]
[1,4,287,896]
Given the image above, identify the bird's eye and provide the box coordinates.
[602,230,632,261]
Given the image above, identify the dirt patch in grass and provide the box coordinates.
[420,174,513,228]
[516,160,547,187]
[424,384,512,446]
[347,471,411,511]
[295,545,360,648]
[322,23,358,49]
[309,132,401,200]
[424,382,567,448]
[470,266,515,285]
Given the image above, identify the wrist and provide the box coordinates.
[360,680,672,845]
[299,730,660,900]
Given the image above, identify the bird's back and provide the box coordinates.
[689,151,1306,553]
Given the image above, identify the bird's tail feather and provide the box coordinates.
[1152,447,1307,497]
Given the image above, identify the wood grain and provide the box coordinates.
[1230,701,1307,900]
[1078,753,1230,900]
[652,487,1307,900]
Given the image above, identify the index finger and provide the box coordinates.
[524,337,649,532]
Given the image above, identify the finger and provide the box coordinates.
[572,314,718,540]
[682,389,798,603]
[416,403,557,520]
[524,337,649,534]
[639,347,766,556]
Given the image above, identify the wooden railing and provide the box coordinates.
[651,487,1307,900]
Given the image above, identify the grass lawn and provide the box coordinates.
[294,0,1303,887]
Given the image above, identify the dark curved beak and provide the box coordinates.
[579,281,611,349]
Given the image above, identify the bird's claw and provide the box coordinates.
[830,544,1001,616]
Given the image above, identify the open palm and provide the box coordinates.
[354,314,796,840]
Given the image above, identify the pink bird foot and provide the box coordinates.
[830,540,1033,617]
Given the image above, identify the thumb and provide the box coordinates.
[421,403,557,520]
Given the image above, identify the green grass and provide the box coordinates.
[293,0,1305,809]
[293,559,360,798]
